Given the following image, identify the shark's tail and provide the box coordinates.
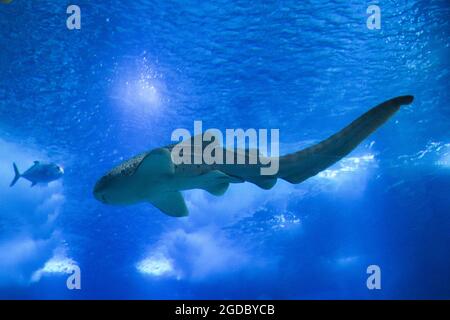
[278,95,414,184]
[10,163,21,187]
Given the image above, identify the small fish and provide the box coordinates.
[10,161,64,187]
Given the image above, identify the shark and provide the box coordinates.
[93,95,414,217]
[10,161,64,187]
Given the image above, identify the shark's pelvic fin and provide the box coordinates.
[148,191,188,217]
[204,182,229,196]
[279,95,414,184]
[245,176,278,190]
[193,170,238,196]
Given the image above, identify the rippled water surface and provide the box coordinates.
[0,0,449,299]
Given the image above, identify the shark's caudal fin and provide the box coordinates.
[10,163,21,187]
[278,95,414,184]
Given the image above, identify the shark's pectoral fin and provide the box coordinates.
[135,148,174,177]
[148,191,188,217]
[31,181,37,188]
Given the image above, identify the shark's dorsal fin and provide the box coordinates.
[148,191,188,217]
[33,161,40,165]
[135,148,174,177]
[234,147,261,156]
[166,133,213,150]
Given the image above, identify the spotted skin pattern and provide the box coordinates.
[96,152,148,190]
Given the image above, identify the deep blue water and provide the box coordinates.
[0,0,449,299]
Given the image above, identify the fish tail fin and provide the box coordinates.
[279,95,414,184]
[10,163,21,187]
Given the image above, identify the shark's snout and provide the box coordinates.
[99,194,108,204]
[93,190,109,204]
[93,180,107,203]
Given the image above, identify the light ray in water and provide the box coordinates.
[317,154,376,180]
[112,57,166,116]
[136,255,177,278]
[31,254,78,282]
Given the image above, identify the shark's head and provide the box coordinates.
[93,161,141,205]
[93,170,121,205]
[94,149,170,206]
